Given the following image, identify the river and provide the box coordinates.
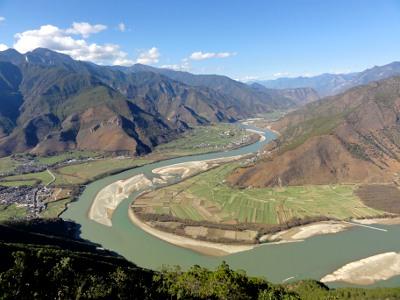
[61,125,400,288]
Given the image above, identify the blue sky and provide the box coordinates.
[0,0,400,80]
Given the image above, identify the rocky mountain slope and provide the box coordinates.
[249,83,319,106]
[258,61,400,96]
[0,48,305,157]
[115,64,321,111]
[229,76,400,187]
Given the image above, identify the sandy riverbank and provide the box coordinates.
[245,128,266,141]
[260,221,352,243]
[128,209,257,256]
[266,125,280,137]
[89,174,153,226]
[321,252,400,285]
[352,217,400,225]
[152,155,244,179]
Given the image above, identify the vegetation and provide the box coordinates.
[137,163,382,225]
[53,157,152,185]
[34,150,102,165]
[1,170,54,186]
[39,198,71,218]
[0,204,27,221]
[0,156,18,174]
[0,219,399,299]
[0,179,37,187]
[153,123,255,157]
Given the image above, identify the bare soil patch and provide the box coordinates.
[356,184,400,214]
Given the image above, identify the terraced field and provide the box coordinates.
[135,163,383,225]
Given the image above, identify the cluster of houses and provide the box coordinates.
[0,185,53,218]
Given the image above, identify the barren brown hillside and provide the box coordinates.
[229,76,400,187]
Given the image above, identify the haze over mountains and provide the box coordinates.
[229,75,400,188]
[0,48,317,157]
[257,61,400,96]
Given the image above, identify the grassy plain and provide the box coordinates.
[1,171,54,186]
[35,150,101,165]
[153,124,253,157]
[136,163,383,224]
[40,198,71,218]
[0,157,18,174]
[0,204,27,221]
[53,158,152,185]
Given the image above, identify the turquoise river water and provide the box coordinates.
[62,125,400,288]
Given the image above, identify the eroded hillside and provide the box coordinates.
[229,76,400,187]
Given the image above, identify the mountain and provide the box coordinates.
[113,64,316,112]
[257,61,400,96]
[249,83,319,106]
[0,50,182,156]
[0,48,300,157]
[229,76,400,187]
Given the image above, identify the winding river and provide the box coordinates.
[62,125,400,288]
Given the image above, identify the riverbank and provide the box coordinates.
[260,221,352,243]
[89,174,153,226]
[353,217,400,225]
[152,155,245,179]
[128,208,257,256]
[321,252,400,285]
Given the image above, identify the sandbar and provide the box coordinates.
[89,174,153,226]
[321,252,400,285]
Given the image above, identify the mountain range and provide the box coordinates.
[0,48,318,157]
[229,75,400,187]
[257,61,400,96]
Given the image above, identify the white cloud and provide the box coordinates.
[0,16,5,23]
[113,57,134,66]
[189,51,236,61]
[237,75,260,82]
[136,47,160,65]
[272,72,290,77]
[13,24,132,66]
[66,22,107,38]
[0,44,8,51]
[118,22,126,32]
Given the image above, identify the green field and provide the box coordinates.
[136,163,383,224]
[1,170,54,186]
[40,198,71,218]
[0,204,27,221]
[54,158,152,185]
[153,124,253,157]
[35,150,101,165]
[0,156,20,174]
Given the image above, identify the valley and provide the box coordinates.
[0,123,257,219]
[3,2,400,298]
[2,47,400,294]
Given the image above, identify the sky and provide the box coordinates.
[0,0,400,80]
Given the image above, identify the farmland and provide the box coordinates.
[0,123,257,220]
[39,198,71,218]
[53,158,152,185]
[0,204,27,221]
[135,163,383,225]
[153,124,256,157]
[1,170,54,186]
